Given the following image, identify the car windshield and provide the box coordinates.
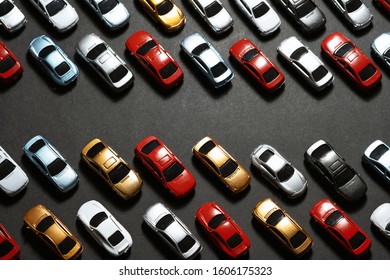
[334,167,355,187]
[325,210,343,226]
[334,43,354,58]
[312,65,329,82]
[45,0,67,17]
[358,64,376,81]
[277,164,294,182]
[370,144,389,160]
[0,0,14,17]
[259,149,274,162]
[263,67,279,83]
[163,162,184,182]
[29,139,46,153]
[0,159,16,180]
[58,236,76,255]
[0,56,16,74]
[0,240,14,258]
[159,62,178,79]
[290,231,307,249]
[39,45,56,59]
[349,232,366,250]
[311,144,331,159]
[242,49,259,62]
[47,158,67,176]
[90,211,108,227]
[108,230,124,246]
[211,62,228,78]
[252,2,269,18]
[108,162,130,184]
[296,1,316,18]
[205,1,222,17]
[227,233,243,248]
[266,210,285,226]
[208,213,227,229]
[198,140,216,154]
[346,0,362,13]
[54,62,71,76]
[136,40,157,56]
[109,65,128,83]
[220,159,238,178]
[98,0,118,14]
[178,235,196,253]
[86,43,107,60]
[141,140,160,155]
[86,142,105,158]
[290,47,308,60]
[36,216,55,232]
[192,43,209,56]
[156,0,174,15]
[156,214,174,230]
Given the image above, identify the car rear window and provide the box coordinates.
[86,43,107,60]
[346,0,362,13]
[369,144,389,160]
[334,167,355,187]
[178,235,196,253]
[290,231,307,249]
[325,210,343,226]
[0,0,14,17]
[349,232,366,250]
[28,139,46,153]
[220,159,238,178]
[263,67,279,83]
[227,233,243,248]
[192,43,209,56]
[290,47,308,60]
[242,49,259,62]
[156,0,174,15]
[266,209,285,226]
[46,0,66,17]
[159,62,178,79]
[98,0,118,14]
[108,230,125,246]
[156,214,174,230]
[58,236,76,255]
[0,159,16,180]
[36,216,55,232]
[205,1,222,17]
[198,140,216,154]
[38,45,56,59]
[47,158,67,176]
[90,211,108,227]
[277,164,294,183]
[312,65,329,82]
[108,162,130,184]
[86,142,105,158]
[358,64,377,81]
[259,149,274,162]
[163,162,184,182]
[0,56,16,74]
[109,65,128,83]
[252,2,269,18]
[141,140,160,155]
[310,144,331,159]
[54,62,71,76]
[0,240,14,258]
[208,214,227,229]
[211,62,228,78]
[334,43,354,58]
[136,40,157,56]
[296,1,316,18]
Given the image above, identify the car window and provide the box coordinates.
[136,40,157,56]
[259,149,274,162]
[290,231,307,249]
[310,144,331,159]
[0,159,16,180]
[192,43,209,56]
[47,158,67,176]
[108,162,130,184]
[205,1,222,17]
[159,62,178,79]
[98,0,118,14]
[324,210,343,226]
[296,1,316,18]
[312,65,329,82]
[54,62,71,76]
[45,0,67,17]
[156,0,173,15]
[220,159,238,178]
[277,164,294,182]
[0,0,14,17]
[108,230,125,246]
[227,233,243,248]
[345,0,362,13]
[349,232,366,250]
[252,2,269,18]
[290,47,308,60]
[28,139,46,153]
[163,162,184,182]
[178,235,196,253]
[58,236,76,255]
[141,140,160,155]
[358,64,376,81]
[86,43,107,60]
[89,211,108,227]
[263,67,280,83]
[334,167,355,187]
[370,144,389,160]
[0,56,16,74]
[198,140,216,154]
[38,46,56,60]
[156,214,175,230]
[242,49,259,62]
[266,209,285,226]
[334,43,354,58]
[0,240,14,258]
[208,213,227,229]
[211,62,228,78]
[109,65,128,83]
[86,142,105,158]
[36,216,55,232]
[32,155,48,173]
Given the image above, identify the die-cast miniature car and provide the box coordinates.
[135,136,195,197]
[24,204,83,259]
[196,202,250,258]
[321,32,381,90]
[251,144,307,198]
[82,0,130,29]
[229,38,284,91]
[192,136,251,193]
[28,35,79,86]
[126,30,183,90]
[76,33,134,90]
[233,0,280,35]
[370,203,390,239]
[0,41,23,84]
[0,223,21,260]
[0,0,26,33]
[374,0,390,12]
[371,33,390,69]
[252,198,313,256]
[180,33,233,88]
[277,36,333,90]
[188,0,233,33]
[326,0,372,30]
[143,202,202,259]
[310,198,371,256]
[77,200,132,256]
[362,140,390,182]
[81,138,142,199]
[23,135,79,192]
[0,146,28,196]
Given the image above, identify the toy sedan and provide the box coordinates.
[305,140,367,201]
[28,0,79,32]
[137,0,185,32]
[0,146,28,196]
[188,0,233,34]
[251,144,307,198]
[196,202,250,258]
[229,38,284,92]
[23,135,79,192]
[0,0,26,33]
[321,32,381,90]
[371,33,390,69]
[82,0,130,29]
[77,200,132,256]
[181,33,233,88]
[143,202,202,259]
[310,198,371,256]
[192,136,251,193]
[76,33,134,90]
[0,224,20,260]
[252,198,313,256]
[135,136,195,197]
[370,203,390,239]
[81,138,142,199]
[233,0,280,36]
[277,36,333,90]
[326,0,372,30]
[28,35,79,86]
[126,30,183,90]
[0,41,23,84]
[362,140,390,182]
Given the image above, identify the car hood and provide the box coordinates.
[371,203,390,230]
[207,9,232,32]
[102,3,129,27]
[349,5,371,26]
[0,6,25,29]
[0,167,28,195]
[165,168,195,197]
[52,165,78,191]
[338,175,367,200]
[281,170,307,196]
[299,8,325,30]
[160,6,183,27]
[50,5,78,30]
[224,166,251,192]
[372,33,390,55]
[114,170,142,198]
[254,7,280,34]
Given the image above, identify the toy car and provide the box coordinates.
[192,136,251,193]
[77,200,132,256]
[134,136,195,197]
[252,198,313,256]
[28,0,79,32]
[143,202,202,259]
[233,0,280,35]
[0,146,28,196]
[0,41,23,84]
[188,0,233,34]
[76,33,134,90]
[0,0,26,33]
[126,30,183,90]
[23,135,79,192]
[28,35,79,86]
[196,202,250,258]
[321,32,381,90]
[180,33,233,88]
[305,140,367,201]
[82,0,130,29]
[0,223,21,260]
[136,0,185,32]
[370,203,390,239]
[326,0,372,30]
[371,32,390,69]
[277,36,333,90]
[229,38,284,91]
[310,198,371,256]
[374,0,390,13]
[362,140,390,182]
[251,144,307,198]
[24,204,83,259]
[81,138,142,199]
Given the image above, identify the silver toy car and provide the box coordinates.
[371,33,390,69]
[0,0,26,33]
[362,140,390,182]
[370,203,390,239]
[326,0,372,30]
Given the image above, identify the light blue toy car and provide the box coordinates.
[23,135,79,192]
[28,35,79,86]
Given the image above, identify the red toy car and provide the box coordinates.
[126,30,183,90]
[229,38,284,92]
[0,41,23,84]
[135,136,195,197]
[310,198,371,256]
[375,0,390,13]
[0,223,21,260]
[196,202,250,258]
[321,32,381,90]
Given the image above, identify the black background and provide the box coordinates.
[0,0,390,260]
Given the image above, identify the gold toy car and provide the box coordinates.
[192,136,251,193]
[252,198,313,256]
[137,0,185,32]
[23,204,83,260]
[81,139,142,199]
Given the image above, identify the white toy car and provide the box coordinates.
[277,36,333,90]
[371,33,390,69]
[0,0,26,33]
[77,200,132,256]
[370,203,390,239]
[143,202,202,259]
[327,0,372,30]
[0,146,28,196]
[362,140,390,182]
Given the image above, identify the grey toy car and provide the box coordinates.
[326,0,372,30]
[362,140,390,182]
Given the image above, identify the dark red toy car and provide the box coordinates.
[229,38,284,92]
[0,223,21,260]
[135,136,195,197]
[321,32,381,90]
[310,198,371,256]
[126,30,183,90]
[196,202,250,258]
[375,0,390,13]
[0,41,23,84]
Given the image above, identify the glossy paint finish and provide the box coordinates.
[371,32,390,69]
[0,0,26,32]
[0,41,23,83]
[0,146,28,196]
[370,203,390,239]
[362,140,390,182]
[326,0,372,29]
[0,224,20,260]
[82,0,130,29]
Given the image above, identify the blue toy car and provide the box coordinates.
[363,140,390,182]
